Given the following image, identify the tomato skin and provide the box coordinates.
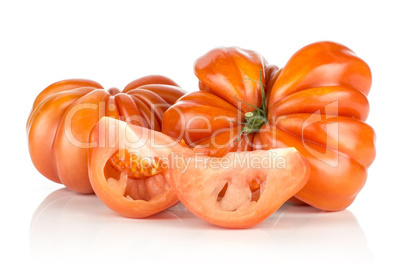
[123,74,179,92]
[89,117,193,218]
[168,148,310,228]
[257,123,372,211]
[162,47,271,155]
[263,42,375,211]
[195,47,268,113]
[268,42,372,107]
[28,75,185,194]
[162,42,376,211]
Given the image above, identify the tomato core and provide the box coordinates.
[243,109,267,130]
[110,149,165,179]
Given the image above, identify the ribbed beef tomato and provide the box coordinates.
[162,42,376,211]
[28,75,185,193]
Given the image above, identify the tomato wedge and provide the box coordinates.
[89,117,193,218]
[168,148,310,228]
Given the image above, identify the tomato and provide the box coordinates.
[162,47,279,156]
[162,42,376,211]
[27,75,185,194]
[88,117,193,218]
[168,148,310,228]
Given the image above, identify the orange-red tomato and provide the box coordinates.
[27,75,185,194]
[162,42,376,211]
[168,148,310,228]
[89,117,193,218]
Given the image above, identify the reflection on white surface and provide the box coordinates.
[30,188,375,267]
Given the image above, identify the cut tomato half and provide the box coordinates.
[168,148,310,228]
[89,117,193,218]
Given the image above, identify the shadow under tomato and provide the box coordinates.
[30,188,375,267]
[30,188,190,259]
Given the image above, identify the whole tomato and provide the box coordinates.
[162,42,376,211]
[28,75,185,194]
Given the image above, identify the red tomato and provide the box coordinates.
[89,117,194,218]
[168,148,310,228]
[27,75,185,193]
[162,42,376,211]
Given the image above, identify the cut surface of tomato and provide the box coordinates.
[110,149,166,179]
[168,148,310,228]
[89,117,193,218]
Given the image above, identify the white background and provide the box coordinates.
[1,0,401,267]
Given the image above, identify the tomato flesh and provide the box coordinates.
[110,149,165,179]
[89,117,193,218]
[168,148,310,228]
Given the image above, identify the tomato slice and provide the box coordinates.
[168,148,310,228]
[89,117,193,218]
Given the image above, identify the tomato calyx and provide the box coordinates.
[234,70,268,142]
[110,149,166,179]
